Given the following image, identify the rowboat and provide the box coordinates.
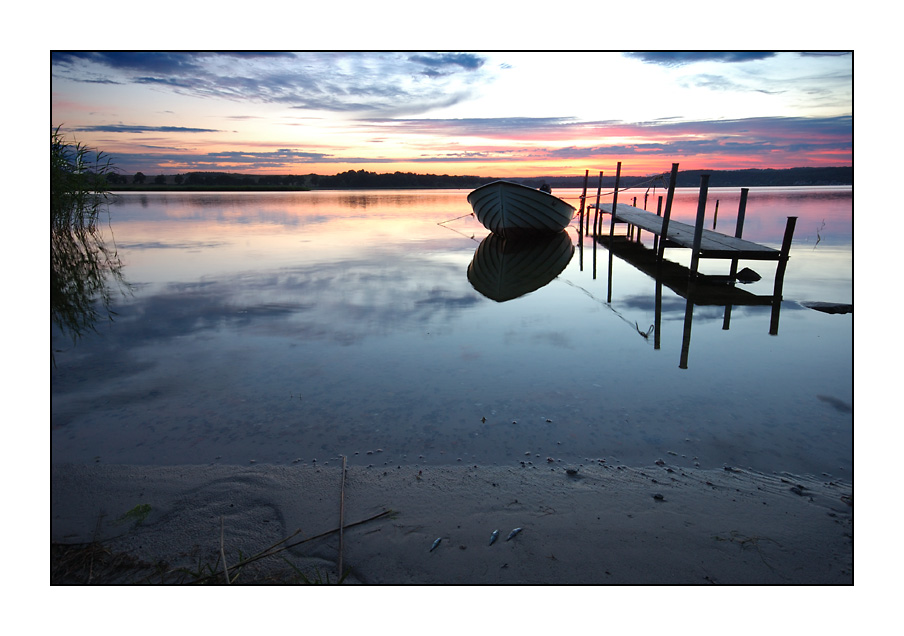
[467,230,574,302]
[467,181,576,237]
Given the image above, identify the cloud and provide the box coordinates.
[359,114,851,145]
[623,52,778,67]
[106,147,337,173]
[52,51,493,116]
[358,116,585,140]
[100,113,851,173]
[679,73,783,95]
[408,53,485,75]
[73,124,221,134]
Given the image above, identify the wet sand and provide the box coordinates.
[51,461,852,585]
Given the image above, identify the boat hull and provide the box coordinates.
[467,181,576,237]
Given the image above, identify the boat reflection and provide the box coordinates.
[590,234,785,369]
[468,231,574,302]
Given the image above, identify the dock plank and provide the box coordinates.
[592,202,781,260]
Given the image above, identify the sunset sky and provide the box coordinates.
[51,51,852,178]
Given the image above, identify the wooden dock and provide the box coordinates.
[591,201,784,260]
[570,163,801,367]
[577,163,797,300]
[591,233,787,368]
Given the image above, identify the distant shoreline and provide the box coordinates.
[108,182,854,193]
[108,184,312,192]
[107,166,853,192]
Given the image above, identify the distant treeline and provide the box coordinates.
[517,166,853,189]
[107,166,852,192]
[107,169,486,191]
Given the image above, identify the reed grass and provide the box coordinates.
[51,127,130,363]
[51,126,116,227]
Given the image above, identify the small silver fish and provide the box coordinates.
[489,529,499,546]
[429,537,442,552]
[506,527,522,541]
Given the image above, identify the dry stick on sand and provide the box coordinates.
[88,511,104,584]
[186,510,394,584]
[338,455,347,579]
[220,515,230,584]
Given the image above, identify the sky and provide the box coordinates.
[51,51,852,178]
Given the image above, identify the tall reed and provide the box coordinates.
[51,127,128,363]
[51,126,115,227]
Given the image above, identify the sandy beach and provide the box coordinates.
[51,460,851,585]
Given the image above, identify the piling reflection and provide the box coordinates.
[467,231,574,302]
[589,234,785,369]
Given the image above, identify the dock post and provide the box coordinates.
[657,163,679,264]
[769,216,797,335]
[653,195,663,254]
[591,171,603,236]
[689,174,711,278]
[679,294,695,369]
[712,199,719,230]
[654,279,662,350]
[578,169,589,240]
[608,162,622,238]
[592,227,597,279]
[606,250,614,303]
[631,195,639,241]
[729,188,749,280]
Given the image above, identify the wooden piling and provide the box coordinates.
[629,197,637,240]
[592,171,603,236]
[653,196,663,253]
[728,188,749,280]
[769,216,797,334]
[712,199,719,230]
[679,294,695,369]
[654,279,662,350]
[607,250,614,303]
[656,163,679,263]
[689,174,711,278]
[608,162,622,238]
[578,169,589,239]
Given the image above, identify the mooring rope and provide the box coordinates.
[437,212,476,226]
[559,171,672,201]
[437,212,481,242]
[560,278,655,343]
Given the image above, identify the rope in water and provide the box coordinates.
[560,278,655,343]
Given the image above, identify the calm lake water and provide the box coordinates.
[51,186,853,479]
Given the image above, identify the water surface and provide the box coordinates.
[51,187,853,478]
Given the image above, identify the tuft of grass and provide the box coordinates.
[114,504,152,527]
